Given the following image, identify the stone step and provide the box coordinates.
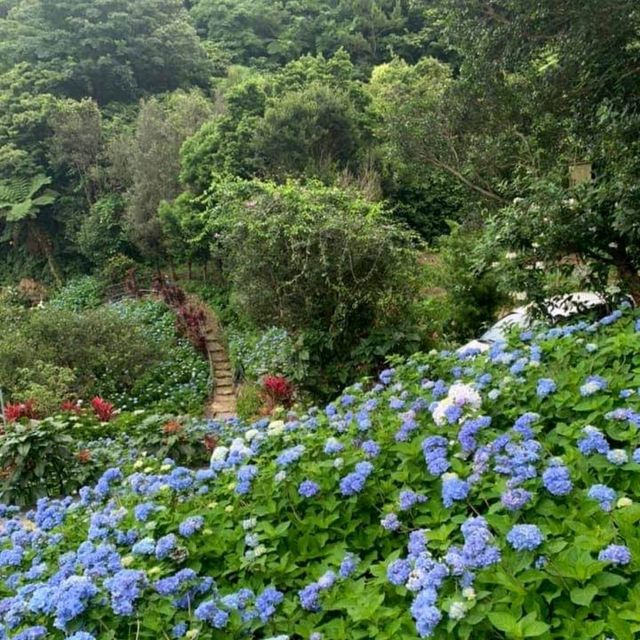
[216,375,233,384]
[211,403,236,414]
[215,387,235,396]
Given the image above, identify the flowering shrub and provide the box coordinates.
[2,308,640,638]
[90,397,115,422]
[228,327,300,380]
[263,375,295,408]
[3,400,36,423]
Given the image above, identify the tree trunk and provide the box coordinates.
[32,225,63,286]
[615,258,640,304]
[187,260,193,281]
[169,261,177,282]
[611,245,640,303]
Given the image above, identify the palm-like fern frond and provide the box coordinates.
[0,174,58,224]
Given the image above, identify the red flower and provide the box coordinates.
[262,376,295,408]
[91,397,115,422]
[4,401,36,423]
[61,400,83,414]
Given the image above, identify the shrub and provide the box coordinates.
[236,382,264,421]
[0,420,77,505]
[0,298,208,415]
[48,275,105,311]
[0,307,639,637]
[210,179,426,394]
[12,362,75,416]
[3,400,36,423]
[122,414,217,468]
[228,327,300,381]
[91,396,115,422]
[262,375,295,409]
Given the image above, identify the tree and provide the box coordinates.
[179,79,267,191]
[48,98,102,205]
[190,0,436,71]
[253,82,367,180]
[0,174,61,283]
[434,0,640,300]
[1,0,213,103]
[121,91,214,264]
[158,193,211,279]
[205,178,425,393]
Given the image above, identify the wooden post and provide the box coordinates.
[569,162,592,187]
[0,388,6,430]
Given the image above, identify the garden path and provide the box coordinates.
[194,297,237,421]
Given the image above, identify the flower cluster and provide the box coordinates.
[0,304,638,640]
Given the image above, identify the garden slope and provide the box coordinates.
[2,309,640,639]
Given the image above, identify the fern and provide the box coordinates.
[0,174,57,223]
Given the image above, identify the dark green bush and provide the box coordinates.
[208,179,429,395]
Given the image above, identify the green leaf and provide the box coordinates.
[488,611,519,634]
[522,621,550,637]
[570,584,598,606]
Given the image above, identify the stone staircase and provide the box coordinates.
[205,329,237,420]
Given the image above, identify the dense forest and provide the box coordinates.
[1,0,640,392]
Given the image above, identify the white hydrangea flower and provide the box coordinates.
[211,446,229,463]
[449,601,467,620]
[267,420,285,437]
[447,383,482,409]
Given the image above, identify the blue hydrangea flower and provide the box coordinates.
[276,445,305,467]
[132,537,155,556]
[339,553,358,578]
[422,436,449,476]
[323,438,343,455]
[577,426,610,456]
[255,586,283,623]
[381,513,401,531]
[361,440,380,458]
[171,622,188,638]
[194,600,230,628]
[339,462,373,496]
[588,484,616,511]
[13,627,48,640]
[298,481,320,498]
[104,569,146,616]
[133,502,157,522]
[501,487,532,511]
[299,583,321,611]
[506,524,544,551]
[155,534,177,560]
[458,416,492,453]
[399,490,427,511]
[441,474,469,507]
[542,462,573,496]
[536,378,556,398]
[387,558,411,586]
[580,375,608,396]
[178,516,204,537]
[598,544,631,565]
[607,449,629,465]
[411,590,442,638]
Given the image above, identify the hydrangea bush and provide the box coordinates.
[2,308,640,638]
